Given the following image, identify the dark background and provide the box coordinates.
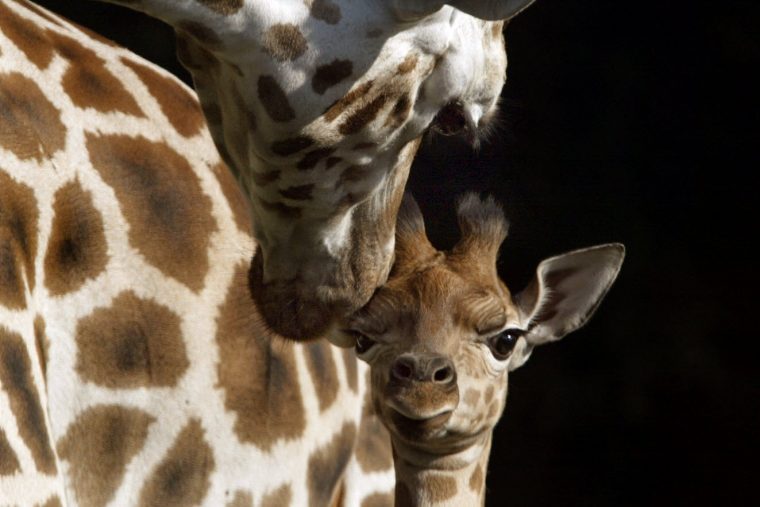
[35,1,758,505]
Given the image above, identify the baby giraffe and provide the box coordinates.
[339,194,624,506]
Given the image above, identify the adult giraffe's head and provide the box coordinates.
[99,0,537,339]
[339,194,623,504]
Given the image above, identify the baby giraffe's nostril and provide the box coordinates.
[391,357,415,381]
[433,365,454,384]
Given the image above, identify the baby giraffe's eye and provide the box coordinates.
[354,333,377,355]
[487,328,525,361]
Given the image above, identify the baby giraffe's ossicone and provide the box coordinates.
[338,194,624,506]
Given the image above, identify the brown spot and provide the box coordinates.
[226,490,253,507]
[260,485,292,507]
[43,180,108,296]
[362,492,393,507]
[74,292,188,389]
[366,28,383,38]
[0,72,66,161]
[0,236,26,310]
[424,475,458,502]
[280,184,314,201]
[397,54,418,75]
[469,464,484,493]
[271,136,315,156]
[0,327,56,474]
[386,93,412,128]
[259,199,302,219]
[308,422,357,506]
[325,157,342,170]
[33,316,49,385]
[49,31,143,117]
[463,388,480,407]
[355,411,392,474]
[297,147,336,171]
[334,192,360,212]
[341,348,358,392]
[492,21,505,39]
[210,162,252,233]
[339,94,388,135]
[250,169,281,187]
[303,343,339,411]
[0,2,54,69]
[0,172,38,308]
[138,419,215,507]
[36,496,63,507]
[216,263,306,449]
[87,133,216,291]
[312,59,353,95]
[258,75,295,122]
[353,142,377,150]
[197,0,244,15]
[176,21,222,46]
[121,58,205,138]
[57,405,154,507]
[323,81,373,122]
[0,428,21,475]
[484,385,495,403]
[262,24,307,62]
[310,0,341,24]
[338,164,371,187]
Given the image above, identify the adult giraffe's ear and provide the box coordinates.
[508,244,625,371]
[391,0,537,22]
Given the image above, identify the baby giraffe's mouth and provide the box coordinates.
[383,385,458,441]
[388,407,454,441]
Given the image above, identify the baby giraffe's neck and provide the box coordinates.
[392,435,492,507]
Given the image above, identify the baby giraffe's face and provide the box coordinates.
[340,194,625,456]
[349,249,519,453]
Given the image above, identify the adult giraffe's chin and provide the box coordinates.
[97,0,537,339]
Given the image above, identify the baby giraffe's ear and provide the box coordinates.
[508,244,625,371]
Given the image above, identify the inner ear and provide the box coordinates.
[515,243,625,345]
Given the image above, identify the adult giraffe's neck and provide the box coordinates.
[392,434,492,507]
[248,138,421,339]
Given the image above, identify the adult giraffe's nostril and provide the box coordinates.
[432,100,468,136]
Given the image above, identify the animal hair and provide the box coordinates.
[455,192,509,252]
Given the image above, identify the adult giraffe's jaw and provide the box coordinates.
[247,141,416,341]
[248,240,394,341]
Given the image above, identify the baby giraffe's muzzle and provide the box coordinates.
[383,353,459,439]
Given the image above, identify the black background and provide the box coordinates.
[34,1,758,505]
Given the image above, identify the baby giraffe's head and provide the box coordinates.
[340,194,624,467]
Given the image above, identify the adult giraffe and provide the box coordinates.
[0,1,394,505]
[93,0,538,340]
